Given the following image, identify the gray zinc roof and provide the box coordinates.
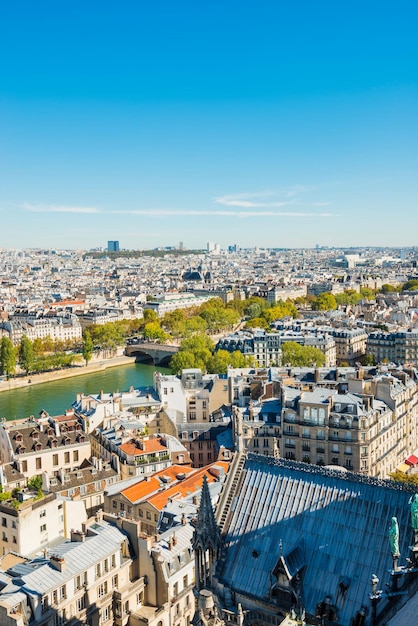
[220,455,415,626]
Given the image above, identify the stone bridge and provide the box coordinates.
[124,342,179,366]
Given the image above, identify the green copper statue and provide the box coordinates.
[389,517,400,557]
[409,494,418,531]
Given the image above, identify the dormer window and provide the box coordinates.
[35,442,42,451]
[63,437,70,446]
[78,435,85,443]
[15,433,23,442]
[31,431,39,440]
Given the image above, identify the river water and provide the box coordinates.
[0,362,170,422]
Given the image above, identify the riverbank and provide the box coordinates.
[0,355,135,394]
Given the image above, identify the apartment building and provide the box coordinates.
[91,425,190,480]
[0,514,144,626]
[367,330,418,366]
[0,413,90,480]
[252,330,282,366]
[104,462,229,536]
[0,312,82,345]
[41,458,120,518]
[278,368,418,477]
[331,328,367,365]
[0,492,86,557]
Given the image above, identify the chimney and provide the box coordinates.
[168,537,173,550]
[172,532,177,546]
[50,555,66,572]
[95,509,103,523]
[71,529,86,542]
[181,513,187,525]
[192,495,198,505]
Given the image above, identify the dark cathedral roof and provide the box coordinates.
[219,454,416,626]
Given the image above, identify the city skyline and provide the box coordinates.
[1,1,417,250]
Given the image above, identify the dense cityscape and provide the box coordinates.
[2,1,418,625]
[0,243,417,626]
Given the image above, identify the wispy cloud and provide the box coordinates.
[117,208,335,218]
[313,201,331,207]
[22,202,336,219]
[23,203,100,214]
[214,191,295,208]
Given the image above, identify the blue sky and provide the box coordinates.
[1,0,417,250]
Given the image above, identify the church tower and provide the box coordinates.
[192,475,222,590]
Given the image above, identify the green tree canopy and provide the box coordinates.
[19,334,35,375]
[143,322,168,343]
[402,279,418,292]
[312,292,337,311]
[0,337,17,379]
[82,330,94,366]
[281,341,325,367]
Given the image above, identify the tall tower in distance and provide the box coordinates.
[107,240,120,252]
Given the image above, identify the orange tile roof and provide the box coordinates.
[121,465,194,504]
[50,299,85,306]
[119,437,168,457]
[148,461,230,511]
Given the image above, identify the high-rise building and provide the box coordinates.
[107,240,120,252]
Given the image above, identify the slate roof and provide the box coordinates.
[220,454,416,626]
[2,521,127,599]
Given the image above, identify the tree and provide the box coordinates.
[143,322,167,343]
[312,292,337,311]
[281,341,325,367]
[19,335,34,375]
[380,284,399,293]
[359,287,376,300]
[82,330,94,366]
[402,279,418,292]
[363,353,375,366]
[170,351,197,373]
[0,336,17,379]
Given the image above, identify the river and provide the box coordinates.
[0,362,170,422]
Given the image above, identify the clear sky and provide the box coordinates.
[1,0,417,250]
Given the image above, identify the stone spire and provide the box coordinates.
[193,475,222,589]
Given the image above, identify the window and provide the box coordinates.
[53,454,59,466]
[21,460,28,472]
[189,412,196,420]
[102,606,110,622]
[40,510,46,518]
[59,585,66,600]
[112,500,117,509]
[1,519,6,528]
[40,524,47,532]
[64,451,70,463]
[73,450,79,462]
[42,596,48,612]
[2,531,7,542]
[136,592,143,606]
[77,596,85,611]
[112,574,118,589]
[97,582,108,598]
[96,563,101,579]
[36,457,42,470]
